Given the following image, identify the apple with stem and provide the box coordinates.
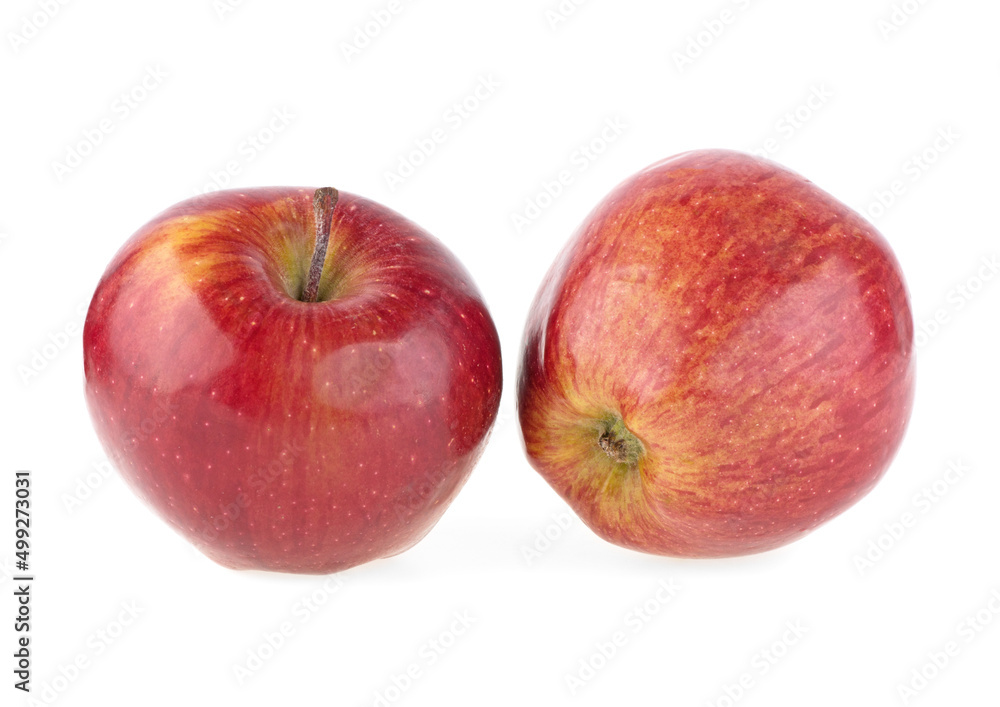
[84,187,502,573]
[518,149,915,557]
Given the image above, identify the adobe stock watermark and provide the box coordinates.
[861,126,959,222]
[117,398,181,453]
[62,459,117,515]
[23,600,145,706]
[199,437,308,543]
[233,576,345,684]
[671,0,753,73]
[51,65,168,182]
[492,401,516,432]
[64,401,181,514]
[340,0,412,63]
[545,0,590,30]
[383,74,500,191]
[0,557,15,590]
[520,511,574,566]
[16,300,88,386]
[192,106,295,194]
[213,0,249,20]
[749,84,833,160]
[877,0,931,40]
[390,463,456,522]
[7,0,71,54]
[704,620,808,707]
[510,116,626,235]
[371,610,476,706]
[565,579,680,695]
[853,459,970,576]
[895,587,1000,704]
[914,255,998,351]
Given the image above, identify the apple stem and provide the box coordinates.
[598,416,644,470]
[302,187,340,303]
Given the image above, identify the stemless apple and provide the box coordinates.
[84,187,502,573]
[518,149,915,558]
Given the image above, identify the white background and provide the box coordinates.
[2,0,999,705]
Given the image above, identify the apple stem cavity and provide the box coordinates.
[302,187,340,303]
[598,416,644,471]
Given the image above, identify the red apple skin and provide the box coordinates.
[518,150,915,558]
[84,187,502,574]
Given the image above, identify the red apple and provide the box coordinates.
[84,187,502,573]
[518,150,914,557]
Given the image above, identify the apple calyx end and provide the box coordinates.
[597,415,643,471]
